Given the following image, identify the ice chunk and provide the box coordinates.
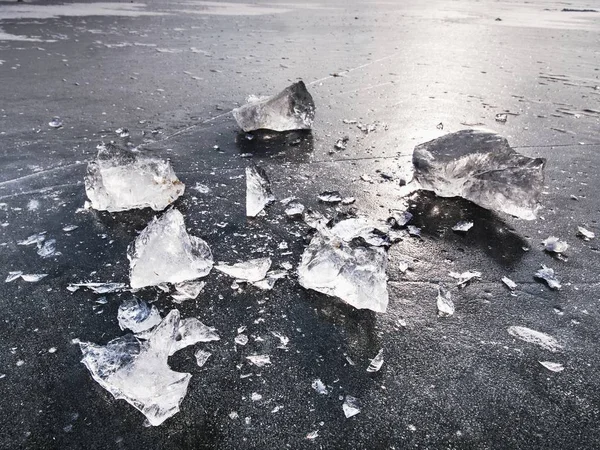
[311,379,328,394]
[334,136,349,150]
[306,431,319,440]
[501,276,517,290]
[251,392,263,401]
[37,238,57,258]
[407,225,421,237]
[577,226,595,240]
[67,282,127,293]
[62,225,79,232]
[452,221,473,232]
[49,117,63,128]
[169,318,220,356]
[449,270,481,287]
[79,310,191,426]
[534,265,561,290]
[5,271,23,282]
[342,395,361,418]
[115,127,130,138]
[539,361,564,372]
[542,236,568,253]
[270,331,289,349]
[298,231,389,313]
[194,349,211,367]
[366,349,384,372]
[85,143,184,212]
[117,298,162,334]
[246,355,271,367]
[245,165,274,217]
[235,334,248,346]
[128,209,213,289]
[215,257,271,283]
[251,269,287,290]
[388,210,413,228]
[232,81,315,132]
[20,274,48,282]
[285,201,305,218]
[318,191,342,203]
[412,130,545,220]
[495,113,508,123]
[330,217,391,247]
[507,326,562,352]
[436,284,454,317]
[17,231,46,246]
[171,280,205,303]
[341,197,356,205]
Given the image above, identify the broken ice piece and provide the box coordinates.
[270,331,289,349]
[366,349,384,372]
[318,191,342,204]
[298,231,389,313]
[115,127,130,138]
[342,396,361,418]
[246,165,274,217]
[169,318,220,356]
[235,334,248,346]
[118,298,162,334]
[285,201,305,218]
[215,257,271,283]
[388,210,412,228]
[341,197,356,205]
[49,117,63,128]
[171,280,205,303]
[311,379,328,394]
[407,225,421,237]
[194,349,211,367]
[232,81,315,132]
[21,274,48,282]
[412,130,545,220]
[507,326,562,352]
[452,221,473,232]
[128,209,213,289]
[246,355,271,367]
[577,226,595,240]
[501,276,517,291]
[495,113,508,123]
[251,270,287,290]
[449,270,481,287]
[539,361,564,372]
[542,236,568,253]
[330,217,391,247]
[436,284,454,317]
[37,239,58,258]
[306,431,319,440]
[62,225,78,232]
[17,231,46,246]
[85,143,185,212]
[67,282,126,294]
[5,271,23,283]
[80,310,191,426]
[534,265,561,290]
[398,260,410,273]
[334,136,349,150]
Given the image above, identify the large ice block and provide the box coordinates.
[412,130,545,220]
[128,209,213,289]
[85,143,184,212]
[233,81,315,132]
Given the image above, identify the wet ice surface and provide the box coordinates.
[535,265,562,290]
[507,326,562,352]
[245,165,274,217]
[128,209,213,289]
[232,81,315,132]
[79,310,191,426]
[412,130,545,220]
[85,143,184,212]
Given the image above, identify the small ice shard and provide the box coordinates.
[285,201,305,218]
[318,191,342,203]
[452,221,473,232]
[251,392,263,401]
[17,231,46,246]
[342,395,361,418]
[194,349,211,367]
[80,310,191,426]
[67,282,127,294]
[360,174,374,183]
[388,210,413,228]
[507,326,562,352]
[5,271,23,282]
[251,270,287,290]
[501,276,517,290]
[171,280,205,303]
[21,274,48,282]
[85,143,185,212]
[246,355,271,367]
[215,257,271,283]
[271,331,289,349]
[128,209,213,289]
[449,270,481,287]
[62,225,78,232]
[334,136,349,150]
[398,260,410,273]
[246,165,274,217]
[495,113,508,123]
[304,209,329,231]
[534,265,561,290]
[306,431,319,440]
[169,318,219,356]
[49,117,63,128]
[37,239,57,258]
[412,130,545,220]
[117,298,162,334]
[542,236,568,253]
[407,225,421,237]
[366,349,384,372]
[298,230,389,313]
[341,197,356,205]
[232,81,315,132]
[115,127,130,138]
[235,334,248,346]
[539,361,564,372]
[312,379,328,394]
[577,226,595,240]
[436,284,454,317]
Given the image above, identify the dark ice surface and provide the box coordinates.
[1,0,600,449]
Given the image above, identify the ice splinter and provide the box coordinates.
[246,165,275,217]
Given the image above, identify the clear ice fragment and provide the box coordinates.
[232,81,315,132]
[312,379,328,394]
[436,284,454,317]
[194,349,211,367]
[17,231,46,246]
[501,276,517,290]
[117,298,162,334]
[49,117,63,128]
[318,191,342,203]
[366,349,384,372]
[169,318,219,356]
[388,211,413,228]
[342,395,361,418]
[452,221,473,232]
[542,236,568,253]
[37,239,57,258]
[79,310,191,426]
[449,270,481,287]
[577,226,595,240]
[534,265,561,290]
[270,331,289,349]
[246,355,271,367]
[251,270,287,290]
[235,334,248,346]
[246,165,274,217]
[128,209,213,289]
[330,217,390,247]
[171,280,205,303]
[21,274,47,282]
[85,143,184,212]
[215,257,271,283]
[62,225,79,232]
[412,130,545,220]
[285,201,305,218]
[507,326,562,352]
[539,361,564,372]
[5,271,23,282]
[67,282,127,294]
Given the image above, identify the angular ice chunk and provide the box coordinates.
[330,217,390,247]
[251,269,287,290]
[232,81,315,132]
[542,236,568,253]
[449,270,481,287]
[246,165,274,217]
[117,298,162,334]
[507,326,562,352]
[534,265,561,290]
[79,310,191,426]
[285,201,305,218]
[5,271,23,282]
[298,231,389,313]
[412,130,545,220]
[270,331,289,349]
[452,221,473,232]
[215,257,271,283]
[21,274,48,282]
[436,284,454,317]
[577,226,595,240]
[366,349,384,372]
[37,238,58,258]
[388,211,412,228]
[128,209,213,289]
[169,318,220,356]
[49,117,63,128]
[501,276,517,290]
[67,282,127,293]
[342,395,361,418]
[539,361,564,372]
[235,334,248,346]
[194,349,211,367]
[85,143,185,212]
[311,379,328,394]
[246,355,271,367]
[318,191,342,203]
[171,280,205,303]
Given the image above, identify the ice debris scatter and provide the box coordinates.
[507,326,562,352]
[246,165,274,217]
[534,265,561,290]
